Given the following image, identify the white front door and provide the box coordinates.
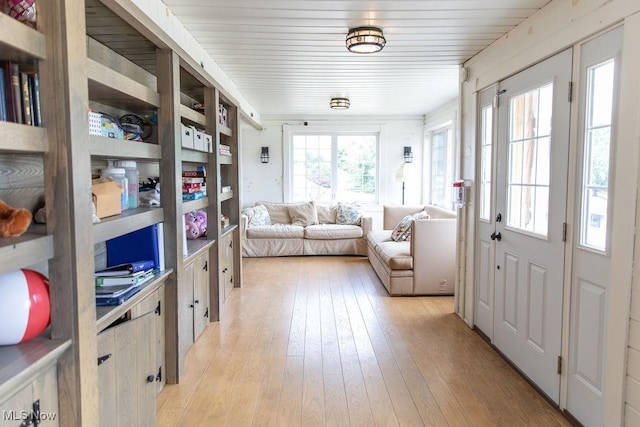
[493,49,572,403]
[566,26,623,426]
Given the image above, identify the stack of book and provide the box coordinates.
[1,61,42,126]
[94,260,155,306]
[182,170,206,201]
[219,144,231,156]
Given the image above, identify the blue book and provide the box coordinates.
[0,68,6,122]
[95,260,155,277]
[106,224,163,271]
[96,285,141,306]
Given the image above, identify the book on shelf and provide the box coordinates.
[2,61,22,124]
[182,184,202,194]
[19,72,32,126]
[95,259,155,277]
[0,68,6,122]
[182,191,205,201]
[95,283,140,298]
[28,73,42,126]
[182,170,206,178]
[96,285,142,306]
[95,268,155,287]
[182,177,205,184]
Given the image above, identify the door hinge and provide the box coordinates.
[557,355,562,374]
[562,222,567,242]
[568,81,573,102]
[156,366,162,383]
[155,300,161,316]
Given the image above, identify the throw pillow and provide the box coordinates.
[336,202,362,225]
[288,201,319,226]
[243,204,271,227]
[316,204,337,224]
[413,210,430,220]
[390,215,413,242]
[256,201,291,224]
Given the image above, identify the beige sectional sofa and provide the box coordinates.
[367,205,457,296]
[241,201,372,257]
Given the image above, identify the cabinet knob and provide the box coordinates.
[194,300,200,304]
[146,375,155,383]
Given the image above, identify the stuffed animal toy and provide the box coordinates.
[0,199,32,238]
[185,210,207,240]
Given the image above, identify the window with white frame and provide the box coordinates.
[430,126,455,209]
[289,132,378,203]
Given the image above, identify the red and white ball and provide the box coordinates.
[0,269,50,345]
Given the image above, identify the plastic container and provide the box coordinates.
[101,166,129,211]
[114,160,139,209]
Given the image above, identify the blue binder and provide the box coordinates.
[106,224,163,270]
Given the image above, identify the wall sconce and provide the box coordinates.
[260,147,269,163]
[403,146,413,163]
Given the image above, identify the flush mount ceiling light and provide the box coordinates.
[330,97,350,109]
[346,26,386,54]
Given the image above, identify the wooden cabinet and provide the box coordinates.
[97,313,157,427]
[219,232,234,305]
[178,251,210,364]
[1,0,248,421]
[97,283,164,427]
[0,340,70,427]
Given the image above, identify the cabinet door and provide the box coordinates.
[193,253,210,341]
[0,365,58,427]
[130,285,165,393]
[97,312,157,427]
[220,234,234,301]
[178,262,195,362]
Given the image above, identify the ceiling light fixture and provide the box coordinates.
[330,97,350,109]
[346,26,386,54]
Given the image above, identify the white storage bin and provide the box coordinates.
[203,133,213,153]
[181,123,194,149]
[193,128,205,151]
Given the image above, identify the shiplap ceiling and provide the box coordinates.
[161,0,552,118]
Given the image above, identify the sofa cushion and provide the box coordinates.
[256,201,292,224]
[316,204,337,224]
[305,224,363,240]
[246,224,304,239]
[242,204,271,226]
[288,201,319,226]
[336,202,362,225]
[374,241,413,270]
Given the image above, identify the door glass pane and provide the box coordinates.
[479,105,493,220]
[506,83,553,236]
[580,59,615,251]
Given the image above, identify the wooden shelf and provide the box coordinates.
[96,269,172,332]
[0,226,53,275]
[219,124,232,137]
[87,58,159,111]
[0,122,48,153]
[180,105,206,127]
[0,14,46,63]
[181,149,209,163]
[184,238,215,263]
[89,135,161,160]
[0,337,71,402]
[219,191,233,202]
[182,197,209,215]
[220,224,238,238]
[93,207,164,243]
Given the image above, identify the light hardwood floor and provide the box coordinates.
[157,256,572,426]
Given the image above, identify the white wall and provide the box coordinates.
[458,0,640,424]
[240,118,426,220]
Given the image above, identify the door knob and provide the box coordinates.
[490,231,502,241]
